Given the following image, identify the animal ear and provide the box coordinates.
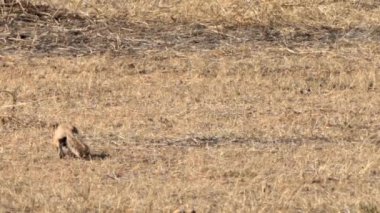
[72,126,79,134]
[51,122,59,129]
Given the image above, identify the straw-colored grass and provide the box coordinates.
[1,0,380,212]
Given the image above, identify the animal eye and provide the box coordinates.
[58,137,67,146]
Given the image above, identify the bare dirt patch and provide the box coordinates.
[2,0,380,57]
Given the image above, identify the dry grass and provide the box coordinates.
[1,0,380,212]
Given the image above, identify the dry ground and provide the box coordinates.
[1,0,380,212]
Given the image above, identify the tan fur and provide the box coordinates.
[52,123,90,159]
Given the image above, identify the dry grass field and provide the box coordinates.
[1,0,380,212]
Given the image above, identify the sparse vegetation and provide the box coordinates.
[0,0,379,212]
